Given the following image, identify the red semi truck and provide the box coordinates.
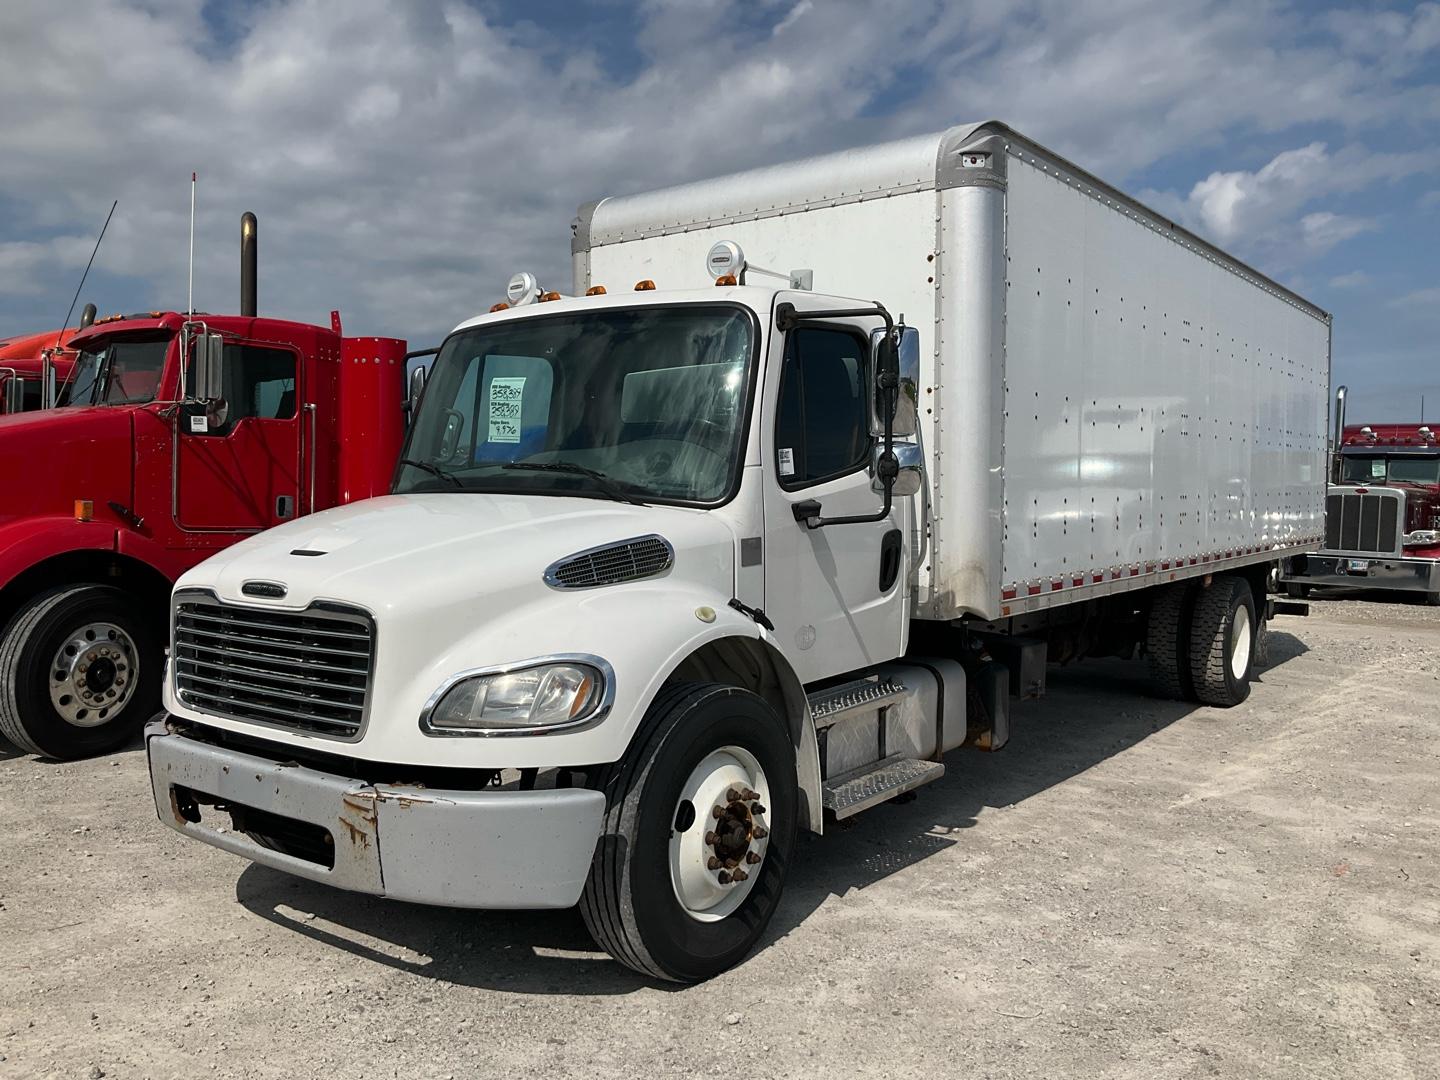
[1282,387,1440,603]
[0,326,82,414]
[0,215,413,759]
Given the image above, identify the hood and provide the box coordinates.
[180,491,738,617]
[0,406,135,525]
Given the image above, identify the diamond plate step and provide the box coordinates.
[806,675,908,730]
[821,754,944,819]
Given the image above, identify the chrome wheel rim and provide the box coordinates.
[1230,605,1252,681]
[669,745,770,922]
[49,622,138,728]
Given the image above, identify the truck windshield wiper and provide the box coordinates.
[501,461,648,506]
[399,458,463,487]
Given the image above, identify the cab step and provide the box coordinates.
[807,675,908,730]
[821,754,945,819]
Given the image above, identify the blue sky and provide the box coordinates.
[1,0,1437,420]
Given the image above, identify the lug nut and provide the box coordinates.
[724,857,738,870]
[712,806,725,820]
[746,852,762,864]
[752,826,768,839]
[718,871,732,885]
[705,831,719,845]
[751,804,766,815]
[731,869,749,882]
[707,856,722,870]
[726,788,741,803]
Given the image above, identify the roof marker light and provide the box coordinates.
[490,303,510,313]
[585,285,607,296]
[635,280,656,291]
[714,274,738,287]
[539,291,562,303]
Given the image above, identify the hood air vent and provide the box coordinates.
[545,535,674,589]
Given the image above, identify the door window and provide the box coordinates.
[188,344,297,435]
[774,327,870,488]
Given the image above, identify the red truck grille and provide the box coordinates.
[172,593,374,740]
[1324,489,1402,557]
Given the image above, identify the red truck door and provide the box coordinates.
[176,342,303,530]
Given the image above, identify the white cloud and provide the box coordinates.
[1328,271,1371,290]
[1390,287,1440,309]
[0,0,1436,345]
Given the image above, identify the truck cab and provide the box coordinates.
[0,328,80,415]
[0,217,409,760]
[1282,413,1440,603]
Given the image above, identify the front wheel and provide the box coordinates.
[580,682,797,982]
[0,585,160,759]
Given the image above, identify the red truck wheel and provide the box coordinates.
[0,585,161,760]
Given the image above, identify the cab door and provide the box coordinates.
[176,342,302,531]
[760,319,908,685]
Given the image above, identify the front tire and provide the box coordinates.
[580,682,797,982]
[0,585,160,759]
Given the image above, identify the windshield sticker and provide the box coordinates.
[1372,460,1386,478]
[488,377,525,444]
[779,447,796,476]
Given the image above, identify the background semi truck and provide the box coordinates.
[147,121,1330,982]
[1281,387,1440,603]
[0,318,88,414]
[0,214,413,760]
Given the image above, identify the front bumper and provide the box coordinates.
[146,719,606,909]
[1281,553,1440,595]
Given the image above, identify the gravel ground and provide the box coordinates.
[2,594,1438,1080]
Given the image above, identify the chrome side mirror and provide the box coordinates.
[407,364,428,416]
[869,325,920,438]
[872,441,923,497]
[3,373,22,413]
[192,332,226,401]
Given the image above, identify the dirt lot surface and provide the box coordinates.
[3,592,1438,1080]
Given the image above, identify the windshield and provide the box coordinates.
[1341,454,1440,486]
[396,305,756,505]
[66,337,171,406]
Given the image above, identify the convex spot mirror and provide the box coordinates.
[869,325,920,438]
[872,442,923,497]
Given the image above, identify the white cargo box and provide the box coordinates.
[575,121,1331,621]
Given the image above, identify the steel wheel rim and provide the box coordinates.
[48,621,138,728]
[1230,605,1252,681]
[669,745,771,923]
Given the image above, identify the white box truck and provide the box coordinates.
[146,121,1330,982]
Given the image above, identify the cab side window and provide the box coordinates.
[774,328,870,487]
[225,345,297,422]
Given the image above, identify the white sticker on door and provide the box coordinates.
[488,377,525,443]
[778,447,796,476]
[189,414,208,433]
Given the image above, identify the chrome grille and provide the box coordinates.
[1324,489,1403,557]
[545,535,674,589]
[172,593,373,739]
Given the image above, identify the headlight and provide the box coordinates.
[1404,530,1439,546]
[421,659,609,735]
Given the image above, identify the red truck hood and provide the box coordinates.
[0,407,136,525]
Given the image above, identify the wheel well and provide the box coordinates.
[0,552,172,634]
[664,637,808,747]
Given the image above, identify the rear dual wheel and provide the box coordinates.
[580,682,797,983]
[1147,575,1257,707]
[0,585,160,760]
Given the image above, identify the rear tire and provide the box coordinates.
[579,682,797,983]
[1146,582,1196,700]
[0,585,160,759]
[1285,583,1311,600]
[1188,577,1256,707]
